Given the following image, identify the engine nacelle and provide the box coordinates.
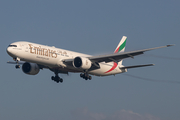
[22,62,40,75]
[73,57,92,70]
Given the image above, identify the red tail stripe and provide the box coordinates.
[105,62,118,73]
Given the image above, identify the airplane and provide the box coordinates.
[6,36,173,83]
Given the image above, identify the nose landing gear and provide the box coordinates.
[15,64,20,69]
[14,57,20,69]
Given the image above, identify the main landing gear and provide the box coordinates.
[80,73,92,80]
[51,71,63,83]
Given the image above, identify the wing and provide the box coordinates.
[59,45,173,70]
[87,45,174,63]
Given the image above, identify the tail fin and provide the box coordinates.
[114,36,127,53]
[104,36,127,73]
[114,36,127,65]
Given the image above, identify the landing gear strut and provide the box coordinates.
[80,73,92,80]
[51,71,63,83]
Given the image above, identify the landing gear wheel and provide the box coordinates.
[51,76,55,80]
[89,76,92,80]
[55,76,60,83]
[15,65,20,69]
[80,73,84,78]
[51,75,63,83]
[80,73,92,80]
[60,78,63,83]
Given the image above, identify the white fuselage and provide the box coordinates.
[7,41,127,76]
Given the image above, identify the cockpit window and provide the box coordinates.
[8,45,17,47]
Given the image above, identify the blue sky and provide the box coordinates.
[0,0,180,120]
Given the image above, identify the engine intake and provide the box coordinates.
[73,57,92,70]
[22,62,40,75]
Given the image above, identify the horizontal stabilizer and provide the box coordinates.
[120,64,155,69]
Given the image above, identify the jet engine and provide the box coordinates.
[22,62,40,75]
[73,57,92,70]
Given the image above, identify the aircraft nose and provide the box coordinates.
[6,47,15,57]
[6,47,11,54]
